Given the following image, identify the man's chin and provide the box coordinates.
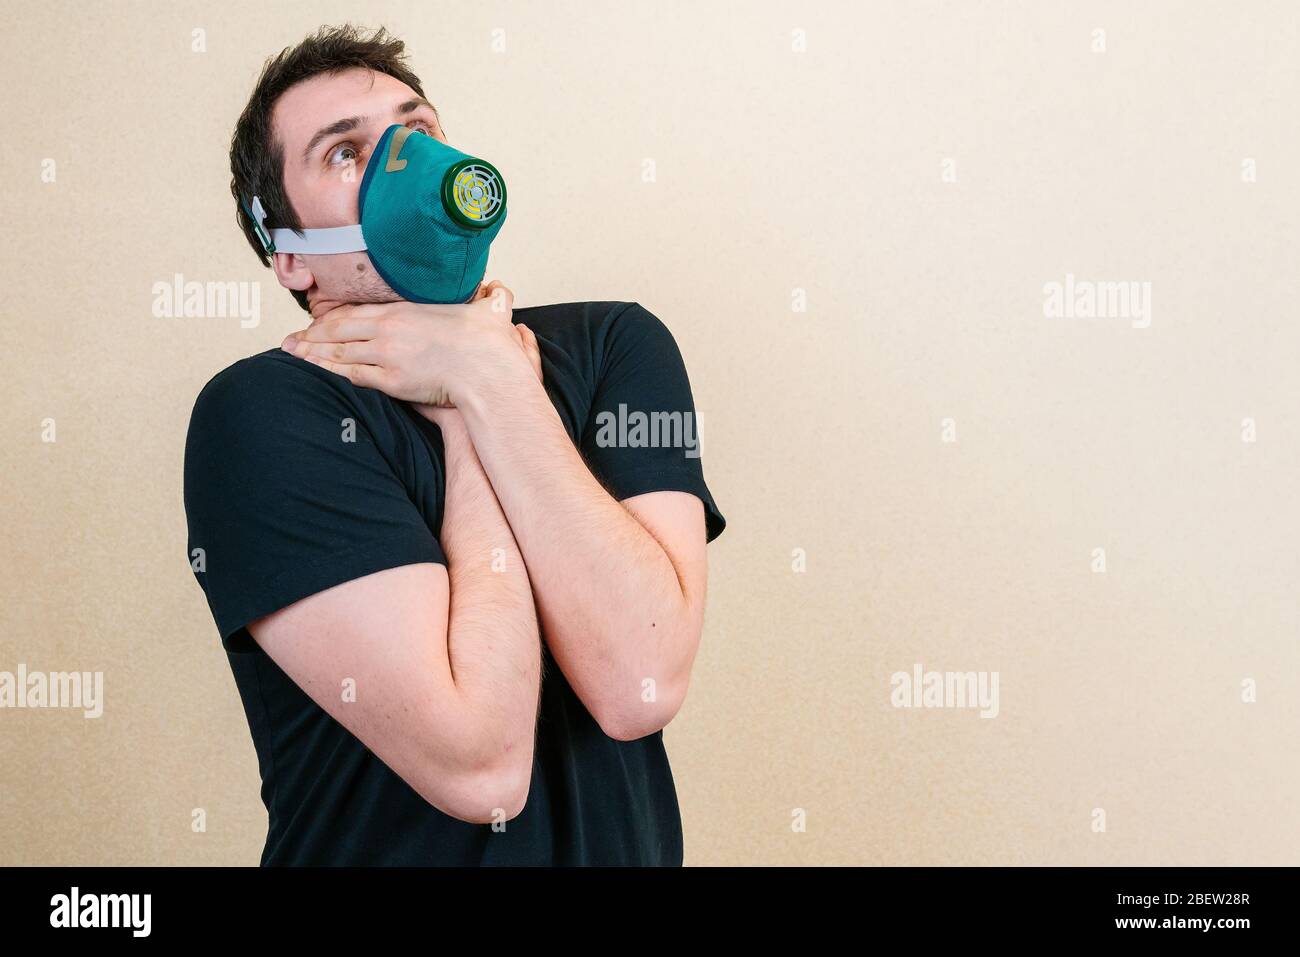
[307,283,404,318]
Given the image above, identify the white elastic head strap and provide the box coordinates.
[249,195,368,255]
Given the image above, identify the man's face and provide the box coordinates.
[270,67,446,308]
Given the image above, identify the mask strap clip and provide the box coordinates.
[243,194,368,256]
[246,195,276,254]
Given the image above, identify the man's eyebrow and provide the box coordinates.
[396,96,439,119]
[300,99,440,165]
[302,115,364,165]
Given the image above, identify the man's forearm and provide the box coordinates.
[433,408,543,771]
[456,374,696,739]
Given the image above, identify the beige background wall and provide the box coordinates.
[1,0,1296,865]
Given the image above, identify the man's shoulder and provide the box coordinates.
[514,300,672,356]
[193,348,321,402]
[513,299,630,334]
[190,349,354,422]
[185,348,371,463]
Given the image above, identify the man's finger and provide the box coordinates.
[485,281,514,314]
[294,312,383,343]
[291,339,386,366]
[299,355,389,391]
[516,323,542,382]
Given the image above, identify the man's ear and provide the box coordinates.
[271,252,314,294]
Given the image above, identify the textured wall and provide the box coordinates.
[1,0,1296,865]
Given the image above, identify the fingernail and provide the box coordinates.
[280,336,296,352]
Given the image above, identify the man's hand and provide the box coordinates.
[280,281,541,407]
[482,281,544,386]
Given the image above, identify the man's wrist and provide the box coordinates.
[412,402,457,423]
[457,362,550,430]
[414,404,470,444]
[450,316,535,398]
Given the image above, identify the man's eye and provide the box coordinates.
[326,122,430,166]
[328,142,359,165]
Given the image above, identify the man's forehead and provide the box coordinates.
[272,68,421,147]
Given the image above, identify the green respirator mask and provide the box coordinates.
[246,124,507,304]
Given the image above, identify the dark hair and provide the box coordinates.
[228,24,428,313]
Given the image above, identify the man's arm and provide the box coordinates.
[248,408,541,824]
[280,292,716,742]
[451,370,709,743]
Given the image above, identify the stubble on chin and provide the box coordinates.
[342,260,402,304]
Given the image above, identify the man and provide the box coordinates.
[183,24,725,865]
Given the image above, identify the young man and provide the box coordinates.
[183,24,726,865]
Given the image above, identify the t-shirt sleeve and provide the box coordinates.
[183,357,445,652]
[578,302,726,542]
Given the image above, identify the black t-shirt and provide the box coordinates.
[183,300,725,865]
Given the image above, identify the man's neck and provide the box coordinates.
[308,295,349,325]
[307,290,408,325]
